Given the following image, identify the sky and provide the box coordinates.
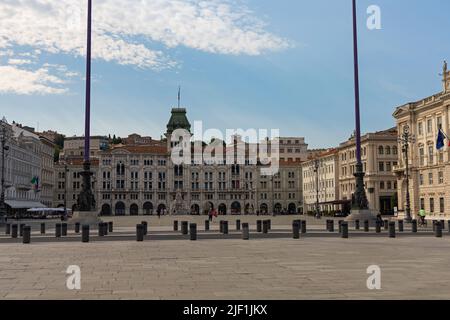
[1,0,450,148]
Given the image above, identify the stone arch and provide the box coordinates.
[101,203,112,216]
[218,203,227,215]
[143,202,153,215]
[288,203,297,214]
[130,203,139,216]
[231,201,241,214]
[260,203,268,214]
[191,204,200,215]
[115,201,125,216]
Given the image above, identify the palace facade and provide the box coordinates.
[393,62,450,220]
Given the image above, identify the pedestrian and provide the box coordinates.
[157,210,161,219]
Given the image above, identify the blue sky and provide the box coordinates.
[1,0,449,148]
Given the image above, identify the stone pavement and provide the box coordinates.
[1,235,450,300]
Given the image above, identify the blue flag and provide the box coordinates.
[436,129,445,150]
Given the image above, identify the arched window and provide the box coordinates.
[378,146,384,155]
[393,146,398,155]
[385,146,391,155]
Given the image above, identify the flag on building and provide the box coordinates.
[31,176,40,191]
[437,129,449,150]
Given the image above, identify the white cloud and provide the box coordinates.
[0,65,68,95]
[0,0,291,95]
[8,58,33,65]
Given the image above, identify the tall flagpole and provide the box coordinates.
[78,0,96,213]
[351,0,368,211]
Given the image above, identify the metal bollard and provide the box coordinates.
[20,223,25,237]
[55,223,62,238]
[98,223,104,237]
[6,223,10,235]
[268,220,271,230]
[242,223,250,240]
[301,220,307,234]
[355,220,360,230]
[257,220,262,232]
[412,220,418,233]
[292,221,300,239]
[136,224,144,242]
[326,220,330,231]
[435,221,443,238]
[181,221,188,235]
[441,220,445,230]
[173,220,178,231]
[364,220,369,232]
[338,220,343,234]
[108,222,113,233]
[433,220,437,232]
[384,220,389,230]
[75,222,80,234]
[375,220,381,233]
[82,225,89,243]
[190,223,197,241]
[329,220,334,232]
[23,226,31,244]
[223,221,229,235]
[398,220,404,232]
[141,221,148,235]
[389,222,396,238]
[341,222,349,239]
[262,220,269,234]
[219,220,224,233]
[205,220,210,231]
[11,224,18,238]
[62,223,68,236]
[103,222,108,236]
[236,219,241,231]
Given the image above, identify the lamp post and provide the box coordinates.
[351,0,369,210]
[399,124,415,222]
[0,117,10,225]
[314,159,321,219]
[63,159,69,220]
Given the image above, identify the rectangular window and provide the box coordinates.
[440,197,445,213]
[439,171,444,184]
[428,172,433,185]
[418,122,423,136]
[430,198,435,213]
[378,162,384,172]
[437,116,443,130]
[427,119,433,133]
[420,198,425,210]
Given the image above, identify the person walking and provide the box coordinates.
[418,208,427,226]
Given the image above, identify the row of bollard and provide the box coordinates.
[171,220,253,241]
[4,221,114,244]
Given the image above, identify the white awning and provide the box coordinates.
[5,200,47,209]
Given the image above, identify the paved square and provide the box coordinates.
[1,229,450,299]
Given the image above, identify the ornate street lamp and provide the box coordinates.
[398,124,415,222]
[0,117,10,225]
